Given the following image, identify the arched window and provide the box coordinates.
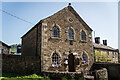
[81,30,86,41]
[52,53,60,66]
[82,52,88,62]
[52,26,59,37]
[68,29,74,40]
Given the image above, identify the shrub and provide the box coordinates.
[1,74,44,80]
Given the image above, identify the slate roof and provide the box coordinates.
[0,41,11,48]
[93,42,117,51]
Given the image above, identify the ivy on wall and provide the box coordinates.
[94,50,112,62]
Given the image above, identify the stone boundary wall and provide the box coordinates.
[91,63,120,80]
[2,54,41,75]
[42,71,83,79]
[95,68,108,80]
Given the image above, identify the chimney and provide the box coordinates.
[103,40,107,46]
[95,37,100,44]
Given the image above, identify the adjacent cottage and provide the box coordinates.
[21,4,94,72]
[93,37,119,63]
[0,41,11,54]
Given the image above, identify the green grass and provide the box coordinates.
[0,74,44,80]
[1,73,85,80]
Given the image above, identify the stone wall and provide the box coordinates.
[41,5,93,72]
[21,26,38,56]
[21,5,94,73]
[95,68,108,80]
[2,54,41,74]
[91,63,120,80]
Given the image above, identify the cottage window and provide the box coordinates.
[52,26,59,37]
[81,30,86,41]
[112,52,114,58]
[2,49,5,54]
[82,52,88,62]
[52,53,60,66]
[0,49,1,54]
[68,29,74,40]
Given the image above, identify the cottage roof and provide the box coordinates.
[0,41,11,48]
[22,4,92,38]
[93,42,117,51]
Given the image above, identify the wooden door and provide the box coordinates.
[68,53,75,72]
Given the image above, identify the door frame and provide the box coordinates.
[68,53,75,72]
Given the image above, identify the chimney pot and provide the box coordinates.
[95,37,100,44]
[103,40,107,46]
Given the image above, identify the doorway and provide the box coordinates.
[68,53,75,72]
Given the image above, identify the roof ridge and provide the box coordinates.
[93,42,117,51]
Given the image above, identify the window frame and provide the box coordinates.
[81,30,86,41]
[52,26,59,38]
[82,52,88,63]
[112,52,115,58]
[2,49,5,54]
[52,53,60,66]
[0,49,1,54]
[68,29,74,40]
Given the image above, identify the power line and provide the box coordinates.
[0,9,35,25]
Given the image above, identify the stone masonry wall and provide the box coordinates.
[2,54,41,74]
[41,6,94,72]
[21,5,94,73]
[91,63,120,80]
[22,27,37,56]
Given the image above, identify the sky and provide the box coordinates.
[1,2,118,49]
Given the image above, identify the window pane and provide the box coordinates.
[53,26,59,37]
[0,49,1,54]
[52,53,60,66]
[68,29,74,39]
[82,53,88,62]
[81,31,86,41]
[112,52,114,58]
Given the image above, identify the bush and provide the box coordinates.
[0,74,44,80]
[78,77,86,80]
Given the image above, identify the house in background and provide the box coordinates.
[0,41,22,55]
[22,4,94,72]
[93,37,119,63]
[0,41,11,54]
[10,44,21,55]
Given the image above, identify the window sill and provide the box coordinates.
[51,64,61,68]
[66,39,76,42]
[80,40,87,43]
[68,39,74,41]
[48,37,61,40]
